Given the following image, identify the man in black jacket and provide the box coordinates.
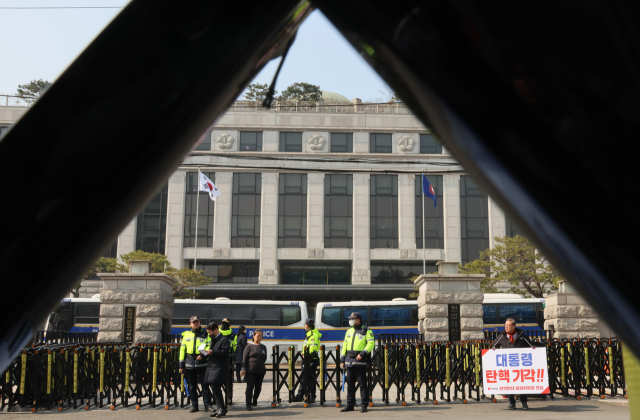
[492,318,535,410]
[204,322,231,418]
[235,326,247,383]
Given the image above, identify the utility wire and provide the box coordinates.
[0,6,123,9]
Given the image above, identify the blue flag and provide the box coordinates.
[422,174,437,207]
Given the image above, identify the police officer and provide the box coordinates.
[219,318,238,380]
[292,318,322,403]
[340,312,374,413]
[179,316,212,413]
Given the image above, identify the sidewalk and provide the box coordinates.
[2,381,629,419]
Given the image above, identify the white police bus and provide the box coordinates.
[46,297,307,349]
[314,294,545,344]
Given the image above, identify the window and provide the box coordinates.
[231,173,261,247]
[369,133,392,153]
[172,304,208,325]
[330,133,353,153]
[483,305,498,325]
[280,132,302,152]
[370,175,398,248]
[498,304,538,324]
[208,305,252,326]
[254,306,281,326]
[324,174,353,248]
[278,174,307,248]
[341,308,368,327]
[102,240,118,258]
[280,264,351,285]
[190,261,259,283]
[506,218,524,238]
[75,303,100,324]
[415,175,444,249]
[282,306,301,326]
[239,131,263,151]
[419,134,443,154]
[370,306,418,326]
[0,126,10,139]
[460,176,489,264]
[370,262,437,284]
[184,172,215,247]
[195,130,211,151]
[321,307,341,327]
[136,183,168,254]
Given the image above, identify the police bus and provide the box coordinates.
[314,294,545,344]
[46,298,307,349]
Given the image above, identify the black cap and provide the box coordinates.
[347,312,362,320]
[305,318,315,326]
[190,316,200,323]
[221,318,231,324]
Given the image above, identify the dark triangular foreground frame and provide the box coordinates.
[1,0,639,371]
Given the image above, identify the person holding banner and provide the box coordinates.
[492,318,536,410]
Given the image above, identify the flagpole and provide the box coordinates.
[422,173,426,274]
[193,168,201,299]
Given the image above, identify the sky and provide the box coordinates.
[0,1,389,102]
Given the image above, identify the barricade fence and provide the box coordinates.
[270,336,626,408]
[0,343,234,412]
[2,335,626,412]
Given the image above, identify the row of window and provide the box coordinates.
[172,304,301,327]
[66,302,541,328]
[320,303,542,328]
[196,131,442,154]
[322,306,419,327]
[180,174,517,264]
[187,261,437,285]
[122,174,521,265]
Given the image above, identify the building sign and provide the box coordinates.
[448,304,460,341]
[482,348,550,394]
[124,306,136,343]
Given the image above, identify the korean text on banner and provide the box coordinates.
[481,348,549,394]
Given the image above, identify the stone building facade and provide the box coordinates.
[1,95,523,303]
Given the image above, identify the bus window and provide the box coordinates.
[75,303,100,324]
[49,302,73,331]
[254,306,281,326]
[173,305,207,325]
[483,305,498,324]
[341,308,368,327]
[322,307,341,327]
[370,306,413,326]
[209,305,252,326]
[282,306,301,326]
[498,304,537,324]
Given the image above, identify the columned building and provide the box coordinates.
[1,94,521,306]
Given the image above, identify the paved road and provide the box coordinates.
[2,385,629,419]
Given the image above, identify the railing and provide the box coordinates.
[0,95,32,107]
[484,330,553,340]
[33,331,181,346]
[4,334,625,412]
[32,331,98,346]
[228,101,412,114]
[269,336,626,408]
[0,342,234,412]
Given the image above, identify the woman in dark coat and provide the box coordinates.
[204,322,231,418]
[240,329,267,410]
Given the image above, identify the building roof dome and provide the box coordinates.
[320,91,351,104]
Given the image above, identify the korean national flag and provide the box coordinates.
[199,171,221,201]
[422,174,437,207]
